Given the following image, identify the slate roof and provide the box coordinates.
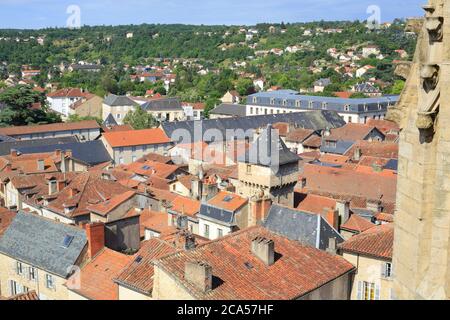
[321,140,355,155]
[383,159,398,171]
[198,204,236,226]
[264,204,344,250]
[0,211,87,278]
[103,113,118,127]
[210,104,247,117]
[161,110,346,143]
[243,125,299,167]
[16,140,112,166]
[0,137,78,156]
[141,97,182,111]
[247,90,398,114]
[103,94,137,107]
[0,120,100,137]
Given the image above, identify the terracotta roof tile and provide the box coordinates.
[0,120,100,137]
[103,129,171,148]
[207,191,248,212]
[297,194,336,215]
[326,123,382,142]
[339,224,393,260]
[0,208,16,237]
[155,226,355,300]
[340,214,375,233]
[87,190,136,216]
[114,238,178,295]
[285,128,315,143]
[68,248,133,300]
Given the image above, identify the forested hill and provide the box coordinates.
[0,20,415,67]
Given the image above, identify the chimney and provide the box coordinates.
[336,201,350,223]
[185,261,212,292]
[353,147,362,162]
[326,237,337,255]
[37,159,45,171]
[367,199,383,212]
[54,149,62,157]
[325,209,340,230]
[4,163,12,172]
[251,237,275,266]
[301,177,307,189]
[10,149,18,157]
[191,176,203,201]
[176,231,196,250]
[84,222,105,259]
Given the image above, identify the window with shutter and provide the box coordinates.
[375,284,380,300]
[357,281,363,300]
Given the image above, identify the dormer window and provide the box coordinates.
[252,97,257,104]
[364,104,368,112]
[270,98,275,105]
[378,103,382,110]
[344,105,350,112]
[282,99,287,106]
[308,101,313,109]
[295,100,301,108]
[322,102,328,110]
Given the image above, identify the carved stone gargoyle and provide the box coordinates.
[420,63,439,93]
[417,64,440,131]
[426,16,444,41]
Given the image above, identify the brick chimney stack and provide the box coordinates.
[185,261,212,292]
[84,222,105,259]
[251,237,275,266]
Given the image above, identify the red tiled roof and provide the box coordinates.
[120,160,181,179]
[326,123,381,141]
[207,191,248,212]
[285,128,315,143]
[87,190,136,216]
[366,119,400,135]
[0,120,100,137]
[68,248,133,300]
[319,154,350,165]
[297,194,336,215]
[0,208,16,237]
[302,135,322,148]
[139,210,174,238]
[114,238,178,295]
[2,291,39,300]
[340,214,375,233]
[155,226,355,300]
[47,88,90,98]
[46,171,132,218]
[334,91,353,99]
[299,163,397,204]
[374,212,394,223]
[344,141,398,159]
[102,128,171,148]
[170,196,201,218]
[339,224,393,260]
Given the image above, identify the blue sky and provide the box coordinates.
[0,0,424,29]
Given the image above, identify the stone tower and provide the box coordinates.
[387,0,450,300]
[237,125,300,224]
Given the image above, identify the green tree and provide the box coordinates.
[391,80,405,94]
[236,78,255,96]
[123,106,158,129]
[0,85,62,126]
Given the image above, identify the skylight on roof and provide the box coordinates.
[223,195,233,202]
[62,235,74,248]
[142,165,151,170]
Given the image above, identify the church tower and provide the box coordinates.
[237,125,299,224]
[387,0,450,299]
